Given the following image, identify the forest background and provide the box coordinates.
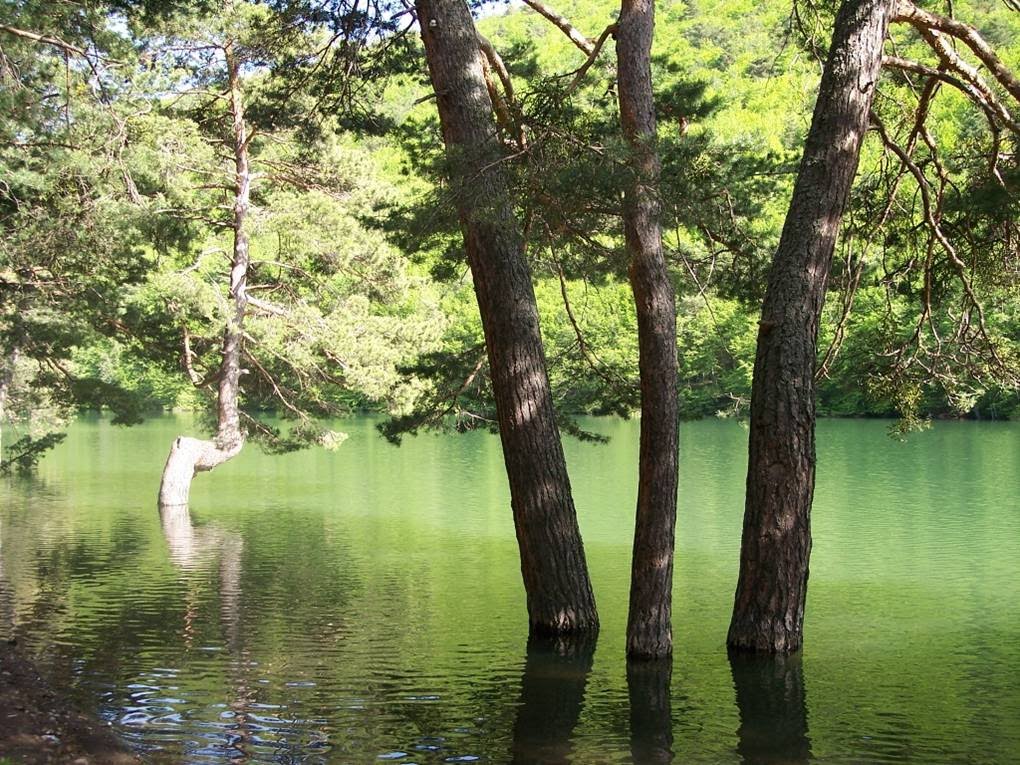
[2,0,1018,471]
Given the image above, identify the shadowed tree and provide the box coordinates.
[412,0,598,635]
[615,0,680,660]
[728,0,894,653]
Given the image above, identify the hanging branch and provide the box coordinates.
[871,113,1013,381]
[565,25,618,96]
[477,34,525,148]
[554,262,631,393]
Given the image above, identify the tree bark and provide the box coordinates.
[414,0,598,635]
[617,0,680,659]
[728,0,893,653]
[158,44,250,507]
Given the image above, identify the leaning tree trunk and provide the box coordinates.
[616,0,680,660]
[159,45,251,507]
[415,0,598,635]
[728,0,893,653]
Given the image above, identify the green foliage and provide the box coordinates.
[1,432,68,474]
[3,0,1019,471]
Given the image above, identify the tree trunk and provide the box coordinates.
[728,0,892,653]
[414,0,598,635]
[158,44,250,507]
[617,0,680,659]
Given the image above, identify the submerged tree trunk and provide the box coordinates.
[728,0,893,653]
[159,45,251,507]
[617,0,680,659]
[414,0,598,634]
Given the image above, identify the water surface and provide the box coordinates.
[1,416,1018,763]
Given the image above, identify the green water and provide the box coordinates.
[1,416,1018,763]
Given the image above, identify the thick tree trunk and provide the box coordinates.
[158,45,250,507]
[617,0,680,659]
[728,0,892,653]
[414,0,598,634]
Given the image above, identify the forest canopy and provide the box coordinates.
[1,0,1018,471]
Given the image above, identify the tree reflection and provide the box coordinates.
[159,504,253,760]
[728,649,811,765]
[628,657,674,763]
[510,634,596,764]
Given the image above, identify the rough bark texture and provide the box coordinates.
[617,0,680,659]
[728,0,893,653]
[415,0,598,634]
[158,45,250,507]
[627,658,674,763]
[728,650,812,763]
[511,635,595,764]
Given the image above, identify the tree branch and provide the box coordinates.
[521,0,595,55]
[893,0,1020,107]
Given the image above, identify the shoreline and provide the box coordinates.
[0,640,139,765]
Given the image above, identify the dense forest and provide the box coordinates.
[2,0,1018,660]
[2,0,1017,470]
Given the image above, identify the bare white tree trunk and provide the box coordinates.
[158,436,244,506]
[159,43,251,507]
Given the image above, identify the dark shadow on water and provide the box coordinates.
[628,657,674,763]
[728,649,812,765]
[510,633,596,764]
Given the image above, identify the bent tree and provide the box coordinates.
[414,0,598,634]
[728,0,894,653]
[159,42,252,507]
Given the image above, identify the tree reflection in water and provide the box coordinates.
[510,634,596,764]
[628,657,674,763]
[159,504,252,760]
[728,649,812,765]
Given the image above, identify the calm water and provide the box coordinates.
[1,416,1019,764]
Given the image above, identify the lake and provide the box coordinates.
[1,415,1018,763]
